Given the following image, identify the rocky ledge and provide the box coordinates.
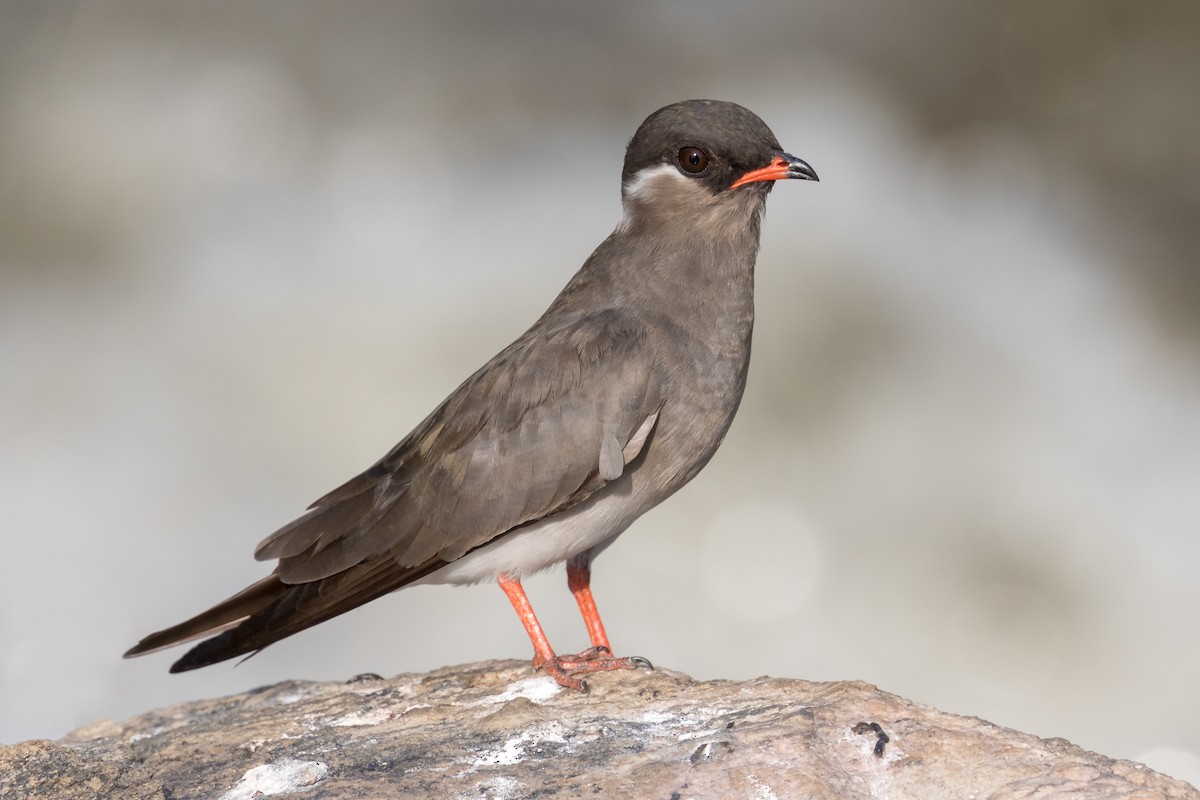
[2,660,1196,799]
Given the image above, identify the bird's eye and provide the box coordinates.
[678,147,710,175]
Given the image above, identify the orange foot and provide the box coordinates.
[535,647,654,692]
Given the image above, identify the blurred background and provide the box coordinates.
[2,0,1198,786]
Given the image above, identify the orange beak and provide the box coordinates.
[730,151,819,189]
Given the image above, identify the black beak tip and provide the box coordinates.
[790,157,819,182]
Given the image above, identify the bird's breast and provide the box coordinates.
[640,289,755,491]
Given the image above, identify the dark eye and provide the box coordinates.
[678,146,710,174]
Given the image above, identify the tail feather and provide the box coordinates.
[123,576,288,658]
[127,556,448,673]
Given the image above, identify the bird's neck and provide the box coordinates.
[612,194,764,315]
[541,193,767,339]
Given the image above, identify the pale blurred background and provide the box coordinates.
[2,0,1198,786]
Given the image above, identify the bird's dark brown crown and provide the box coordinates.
[621,100,783,196]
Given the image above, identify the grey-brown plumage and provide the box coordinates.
[125,100,817,685]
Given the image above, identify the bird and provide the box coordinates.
[124,99,818,691]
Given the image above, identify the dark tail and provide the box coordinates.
[123,575,288,661]
[124,557,446,672]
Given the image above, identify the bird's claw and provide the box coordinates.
[535,648,653,691]
[565,645,611,661]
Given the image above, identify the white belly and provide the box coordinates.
[413,488,645,586]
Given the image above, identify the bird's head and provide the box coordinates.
[618,99,817,234]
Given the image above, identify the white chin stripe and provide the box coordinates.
[621,163,691,202]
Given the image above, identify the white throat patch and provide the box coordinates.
[622,163,690,201]
[618,164,704,233]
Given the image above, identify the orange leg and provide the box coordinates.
[497,572,651,692]
[567,557,612,654]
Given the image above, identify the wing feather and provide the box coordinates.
[265,308,662,581]
[131,308,666,668]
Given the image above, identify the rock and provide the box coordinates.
[1,660,1195,799]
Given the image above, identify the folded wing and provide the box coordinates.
[125,308,664,669]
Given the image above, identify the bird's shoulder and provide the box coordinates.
[254,306,665,575]
[341,305,652,475]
